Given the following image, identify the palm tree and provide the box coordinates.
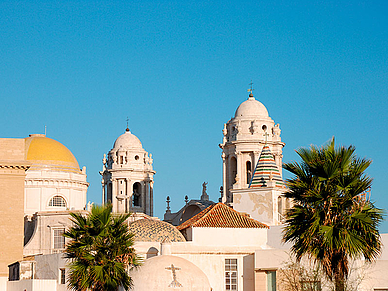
[282,138,383,291]
[64,204,140,291]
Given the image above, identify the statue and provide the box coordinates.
[201,182,209,201]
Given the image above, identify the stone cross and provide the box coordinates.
[166,264,182,288]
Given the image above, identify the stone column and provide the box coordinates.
[227,155,232,203]
[236,151,242,189]
[125,178,129,213]
[112,178,117,212]
[222,152,227,203]
[253,151,260,171]
[101,180,105,204]
[145,180,150,215]
[150,181,154,216]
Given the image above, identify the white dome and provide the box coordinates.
[129,255,211,291]
[234,94,269,118]
[113,129,143,150]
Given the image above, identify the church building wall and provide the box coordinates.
[190,227,267,247]
[0,139,28,280]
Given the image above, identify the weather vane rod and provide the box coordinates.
[247,80,254,94]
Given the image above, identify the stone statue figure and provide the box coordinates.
[202,182,208,193]
[201,182,209,201]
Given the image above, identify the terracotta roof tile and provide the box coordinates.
[176,203,269,230]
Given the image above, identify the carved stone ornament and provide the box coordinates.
[165,264,182,288]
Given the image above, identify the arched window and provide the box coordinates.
[246,161,252,184]
[132,182,141,207]
[49,195,66,207]
[107,183,112,203]
[146,247,159,259]
[230,157,237,186]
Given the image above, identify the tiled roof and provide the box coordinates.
[176,203,269,230]
[129,218,186,242]
[249,144,284,188]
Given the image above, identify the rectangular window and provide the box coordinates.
[267,271,276,291]
[225,258,238,290]
[60,268,66,284]
[53,228,65,250]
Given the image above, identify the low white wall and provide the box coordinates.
[192,227,267,247]
[0,277,7,291]
[8,279,57,291]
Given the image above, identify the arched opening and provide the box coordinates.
[246,161,252,185]
[181,205,202,224]
[107,183,112,203]
[230,156,237,186]
[48,195,66,207]
[146,247,159,259]
[132,182,141,207]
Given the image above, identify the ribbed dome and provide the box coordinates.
[113,129,143,150]
[129,218,186,242]
[25,134,80,173]
[129,255,211,291]
[235,94,269,118]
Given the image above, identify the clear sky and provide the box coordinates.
[1,1,387,231]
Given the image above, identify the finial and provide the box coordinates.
[166,196,171,211]
[126,117,130,132]
[44,125,47,136]
[184,195,188,204]
[247,80,254,98]
[219,186,223,202]
[263,131,269,144]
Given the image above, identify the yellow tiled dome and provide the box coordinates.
[25,134,80,173]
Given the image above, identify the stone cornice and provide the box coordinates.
[25,178,89,187]
[0,160,30,170]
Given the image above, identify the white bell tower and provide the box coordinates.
[100,127,155,215]
[219,89,288,225]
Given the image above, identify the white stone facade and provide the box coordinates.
[219,93,288,225]
[219,93,285,203]
[24,170,88,216]
[24,134,88,216]
[100,128,155,215]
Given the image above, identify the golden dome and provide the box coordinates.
[25,134,81,173]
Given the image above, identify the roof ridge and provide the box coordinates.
[177,203,269,230]
[191,202,221,227]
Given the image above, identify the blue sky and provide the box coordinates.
[1,1,387,231]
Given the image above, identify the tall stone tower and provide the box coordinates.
[219,91,288,225]
[100,127,155,215]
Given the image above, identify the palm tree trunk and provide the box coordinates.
[334,272,345,291]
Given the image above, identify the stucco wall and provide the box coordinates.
[191,227,267,247]
[0,138,27,278]
[7,279,57,291]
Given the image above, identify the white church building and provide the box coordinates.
[1,90,387,291]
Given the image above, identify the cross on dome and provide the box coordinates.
[126,117,130,132]
[247,80,254,98]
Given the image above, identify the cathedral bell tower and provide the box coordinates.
[100,127,155,215]
[219,90,287,225]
